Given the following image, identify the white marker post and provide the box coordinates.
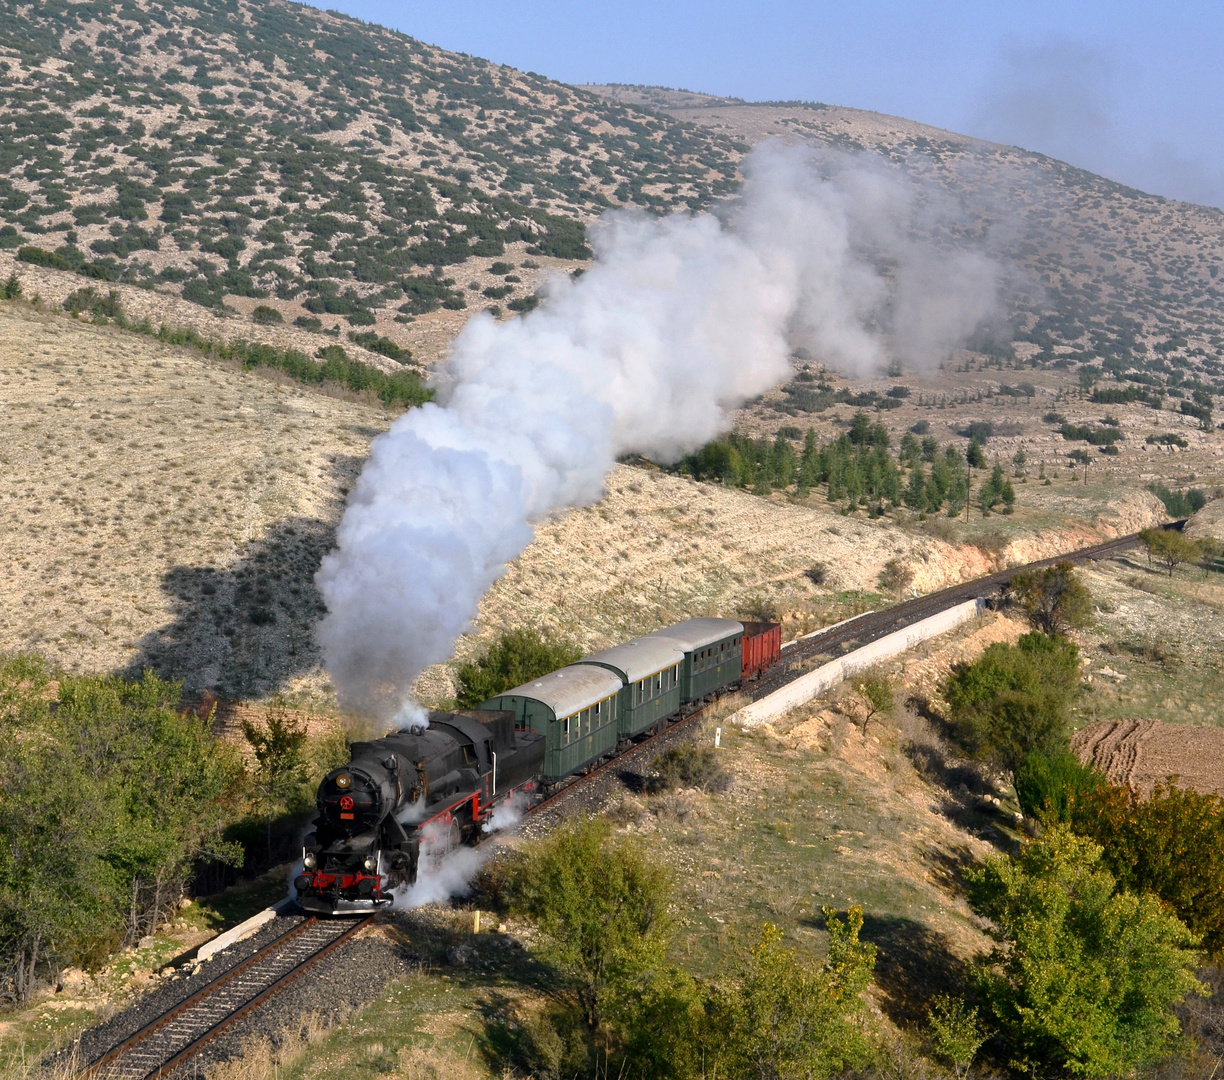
[715,727,721,747]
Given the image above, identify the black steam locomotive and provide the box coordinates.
[294,709,542,914]
[296,618,781,914]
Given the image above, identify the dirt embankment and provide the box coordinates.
[414,472,1162,703]
[1073,719,1224,797]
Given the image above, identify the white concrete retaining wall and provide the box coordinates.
[734,598,985,728]
[196,896,294,963]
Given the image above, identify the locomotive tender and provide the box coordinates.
[295,618,780,914]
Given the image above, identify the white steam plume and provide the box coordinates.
[317,142,999,719]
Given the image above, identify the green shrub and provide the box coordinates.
[0,656,245,1000]
[455,627,581,707]
[251,304,283,324]
[1014,749,1105,821]
[1147,482,1207,517]
[968,825,1204,1077]
[399,273,466,314]
[142,325,430,409]
[1068,780,1224,956]
[506,815,672,1030]
[347,330,411,362]
[16,244,69,270]
[64,286,124,321]
[706,915,876,1080]
[944,632,1081,778]
[644,742,730,794]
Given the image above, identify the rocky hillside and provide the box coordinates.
[3,2,1223,406]
[0,1,737,328]
[591,86,1224,396]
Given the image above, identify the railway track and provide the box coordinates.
[751,527,1159,698]
[85,916,371,1080]
[531,525,1160,819]
[76,524,1165,1074]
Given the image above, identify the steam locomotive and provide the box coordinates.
[295,618,780,914]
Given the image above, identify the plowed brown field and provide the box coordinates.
[1072,718,1224,796]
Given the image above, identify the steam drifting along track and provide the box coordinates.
[85,916,371,1080]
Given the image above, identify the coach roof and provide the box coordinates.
[495,664,623,718]
[641,617,744,653]
[576,637,686,684]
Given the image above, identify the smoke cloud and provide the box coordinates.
[316,141,1000,719]
[969,35,1224,210]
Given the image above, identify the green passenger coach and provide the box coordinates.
[642,617,745,702]
[479,665,622,780]
[575,636,686,739]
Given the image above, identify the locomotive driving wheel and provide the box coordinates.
[421,814,463,869]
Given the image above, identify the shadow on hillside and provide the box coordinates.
[857,914,972,1027]
[124,514,336,701]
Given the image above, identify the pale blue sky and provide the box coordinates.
[318,1,1224,208]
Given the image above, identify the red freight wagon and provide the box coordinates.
[739,621,781,681]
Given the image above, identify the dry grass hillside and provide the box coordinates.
[592,85,1224,382]
[0,297,376,701]
[0,290,1169,709]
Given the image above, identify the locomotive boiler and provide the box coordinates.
[295,709,543,914]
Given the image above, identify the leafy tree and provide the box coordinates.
[0,656,245,1000]
[853,668,894,734]
[708,914,876,1080]
[944,632,1080,780]
[455,627,582,707]
[1009,561,1092,635]
[1138,527,1207,576]
[966,438,986,469]
[967,826,1204,1077]
[1067,780,1224,956]
[242,700,310,859]
[927,994,988,1080]
[506,814,672,1031]
[1,272,21,300]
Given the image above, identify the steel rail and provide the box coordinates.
[523,525,1162,816]
[85,915,373,1080]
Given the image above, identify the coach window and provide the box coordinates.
[563,716,571,746]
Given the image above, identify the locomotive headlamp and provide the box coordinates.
[302,851,317,870]
[335,774,352,789]
[363,855,378,872]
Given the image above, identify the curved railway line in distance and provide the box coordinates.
[77,522,1168,1078]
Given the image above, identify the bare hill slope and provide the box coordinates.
[591,85,1224,390]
